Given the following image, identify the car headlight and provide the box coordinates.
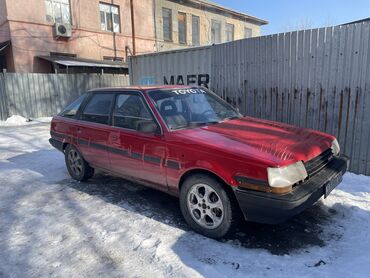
[267,161,308,190]
[331,138,340,156]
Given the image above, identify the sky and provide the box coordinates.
[212,0,370,35]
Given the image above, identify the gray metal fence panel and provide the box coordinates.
[129,46,212,87]
[0,73,129,121]
[130,22,370,175]
[0,74,7,120]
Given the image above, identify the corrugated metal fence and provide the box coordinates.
[130,22,370,175]
[0,73,129,121]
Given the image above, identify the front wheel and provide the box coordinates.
[180,174,240,238]
[65,144,94,181]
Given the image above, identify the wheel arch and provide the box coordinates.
[178,168,234,194]
[62,142,69,152]
[62,143,83,157]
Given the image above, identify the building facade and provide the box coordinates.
[154,0,267,51]
[0,0,156,73]
[0,0,267,73]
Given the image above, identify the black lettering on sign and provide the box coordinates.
[163,74,210,88]
[198,74,209,88]
[187,75,197,85]
[177,75,185,85]
[164,76,175,85]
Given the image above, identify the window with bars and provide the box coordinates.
[45,0,71,24]
[162,8,172,41]
[211,20,221,44]
[225,23,234,42]
[100,2,120,33]
[244,27,252,38]
[192,15,200,46]
[178,12,187,44]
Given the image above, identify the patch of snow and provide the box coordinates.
[0,123,370,277]
[0,115,51,126]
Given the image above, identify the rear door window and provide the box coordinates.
[60,94,86,118]
[113,94,154,131]
[81,93,114,125]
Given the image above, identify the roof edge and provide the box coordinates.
[192,0,268,25]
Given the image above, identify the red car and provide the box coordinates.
[49,85,348,238]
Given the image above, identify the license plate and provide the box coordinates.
[324,172,343,198]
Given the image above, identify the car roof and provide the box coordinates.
[88,85,194,93]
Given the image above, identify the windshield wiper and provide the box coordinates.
[189,121,220,127]
[170,121,219,131]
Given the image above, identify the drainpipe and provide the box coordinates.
[153,0,157,51]
[130,0,136,55]
[111,0,117,58]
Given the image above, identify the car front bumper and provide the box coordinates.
[234,155,349,224]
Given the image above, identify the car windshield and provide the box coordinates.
[148,87,241,130]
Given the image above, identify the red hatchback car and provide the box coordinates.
[50,86,348,238]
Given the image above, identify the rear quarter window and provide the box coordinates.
[59,94,87,118]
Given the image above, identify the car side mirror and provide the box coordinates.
[137,121,161,135]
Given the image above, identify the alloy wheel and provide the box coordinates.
[187,183,224,229]
[68,149,83,176]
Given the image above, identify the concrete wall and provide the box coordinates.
[0,0,8,23]
[0,0,13,71]
[4,0,156,72]
[0,0,9,43]
[154,0,262,51]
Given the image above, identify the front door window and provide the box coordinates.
[112,94,155,132]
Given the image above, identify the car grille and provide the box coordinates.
[304,148,334,177]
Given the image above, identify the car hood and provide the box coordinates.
[175,116,335,167]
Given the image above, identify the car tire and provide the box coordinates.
[180,174,241,239]
[65,144,94,181]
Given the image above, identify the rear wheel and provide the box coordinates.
[180,174,240,238]
[65,145,94,181]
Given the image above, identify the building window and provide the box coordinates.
[100,2,120,32]
[192,15,200,46]
[211,20,221,44]
[178,12,187,44]
[225,23,234,42]
[162,8,172,41]
[45,0,71,24]
[244,27,252,38]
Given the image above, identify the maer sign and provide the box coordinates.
[164,74,210,88]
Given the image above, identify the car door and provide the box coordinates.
[77,93,115,170]
[108,91,167,190]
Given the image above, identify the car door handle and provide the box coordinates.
[111,135,118,141]
[77,128,82,134]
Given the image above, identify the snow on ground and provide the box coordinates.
[0,115,52,126]
[0,122,370,278]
